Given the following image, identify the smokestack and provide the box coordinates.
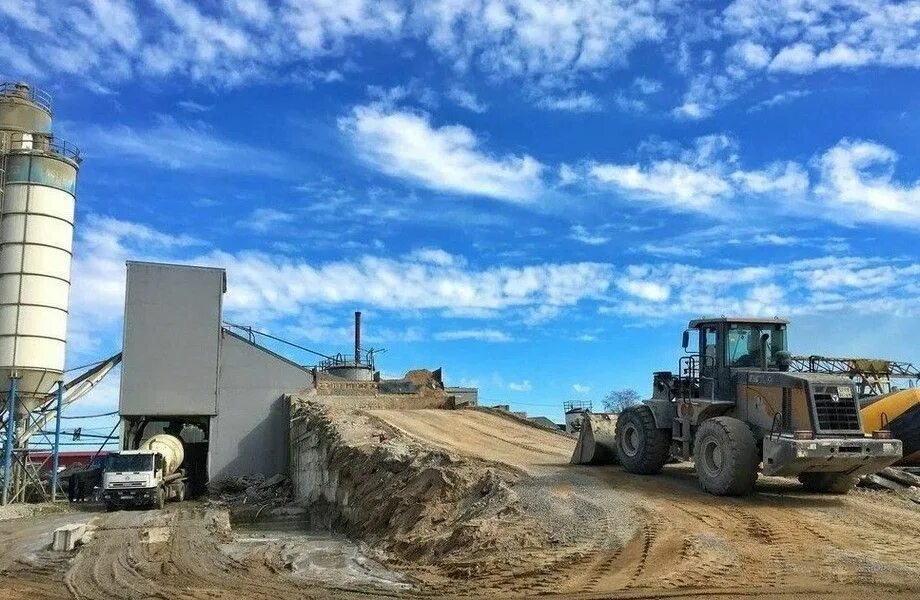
[354,311,362,364]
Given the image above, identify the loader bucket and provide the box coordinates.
[570,413,619,465]
[861,388,920,466]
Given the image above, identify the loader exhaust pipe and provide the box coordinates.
[355,311,362,365]
[761,333,770,371]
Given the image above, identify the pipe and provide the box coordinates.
[51,380,63,502]
[2,377,19,505]
[760,333,770,371]
[354,311,362,365]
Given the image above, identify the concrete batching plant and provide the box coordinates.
[0,82,81,504]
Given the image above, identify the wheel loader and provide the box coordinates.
[614,317,902,496]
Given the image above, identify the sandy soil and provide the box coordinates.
[365,407,920,599]
[0,505,388,600]
[3,406,919,600]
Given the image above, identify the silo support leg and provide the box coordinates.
[2,377,19,505]
[51,380,64,502]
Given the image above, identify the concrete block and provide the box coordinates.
[52,523,87,551]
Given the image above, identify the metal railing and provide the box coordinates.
[563,399,592,412]
[5,132,81,163]
[317,352,375,372]
[0,82,52,115]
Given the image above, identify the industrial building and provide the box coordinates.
[0,81,480,504]
[118,261,312,494]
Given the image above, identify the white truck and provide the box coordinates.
[101,434,187,510]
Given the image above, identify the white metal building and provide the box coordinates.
[118,261,312,494]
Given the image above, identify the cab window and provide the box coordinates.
[726,324,786,368]
[703,327,717,368]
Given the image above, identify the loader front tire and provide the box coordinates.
[693,417,759,496]
[798,472,855,494]
[615,406,671,475]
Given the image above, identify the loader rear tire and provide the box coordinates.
[615,406,671,475]
[798,472,855,494]
[693,417,759,496]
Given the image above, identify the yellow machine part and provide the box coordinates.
[861,388,920,465]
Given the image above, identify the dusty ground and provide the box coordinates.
[0,504,390,600]
[3,406,919,599]
[364,408,920,599]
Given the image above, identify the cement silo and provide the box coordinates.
[0,82,80,504]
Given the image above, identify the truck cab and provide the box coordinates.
[102,447,185,510]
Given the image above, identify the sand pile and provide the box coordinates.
[290,400,553,581]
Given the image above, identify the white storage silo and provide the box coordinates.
[0,83,80,414]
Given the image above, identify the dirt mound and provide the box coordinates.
[290,399,920,598]
[290,401,554,583]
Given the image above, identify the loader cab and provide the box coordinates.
[683,317,789,401]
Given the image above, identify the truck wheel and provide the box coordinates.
[104,502,116,513]
[798,472,856,494]
[615,406,671,475]
[177,483,186,502]
[155,488,166,509]
[693,417,759,496]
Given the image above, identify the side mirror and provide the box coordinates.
[681,330,690,349]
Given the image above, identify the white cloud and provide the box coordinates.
[416,0,665,79]
[66,216,920,366]
[237,208,296,233]
[405,247,461,267]
[569,225,609,246]
[632,76,662,94]
[177,99,211,113]
[617,278,671,302]
[727,41,771,70]
[769,43,817,74]
[815,139,920,226]
[508,380,532,392]
[572,383,590,393]
[613,94,648,113]
[557,164,578,186]
[0,0,664,91]
[208,250,612,321]
[731,161,809,196]
[339,104,544,201]
[75,116,293,175]
[641,243,702,258]
[671,1,920,118]
[447,87,487,113]
[435,329,513,342]
[752,234,799,246]
[5,0,920,120]
[747,90,810,112]
[535,92,602,112]
[589,136,809,214]
[590,160,732,211]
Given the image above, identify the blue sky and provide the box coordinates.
[2,1,920,435]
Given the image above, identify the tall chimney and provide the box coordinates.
[354,311,362,364]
